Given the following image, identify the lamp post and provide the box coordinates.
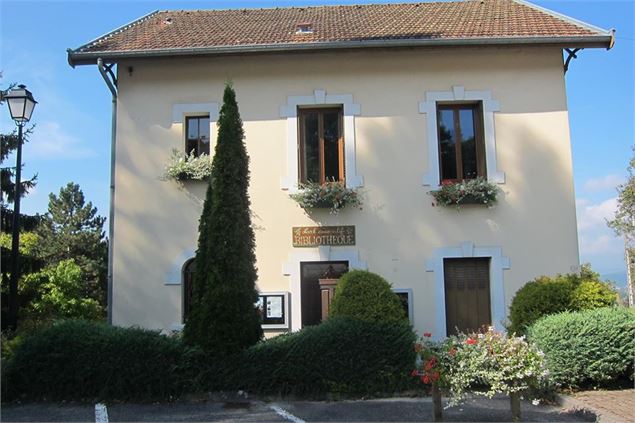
[4,84,37,331]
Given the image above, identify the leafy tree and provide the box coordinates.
[20,259,102,321]
[608,148,635,306]
[184,83,263,355]
[35,183,107,309]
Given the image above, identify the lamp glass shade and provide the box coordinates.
[5,85,37,123]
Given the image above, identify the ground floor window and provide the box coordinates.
[393,289,413,323]
[300,261,348,327]
[443,257,491,336]
[182,259,195,323]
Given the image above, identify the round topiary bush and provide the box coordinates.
[508,276,574,335]
[508,266,617,335]
[329,270,407,323]
[527,307,635,388]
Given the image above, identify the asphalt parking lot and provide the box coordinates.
[1,396,595,422]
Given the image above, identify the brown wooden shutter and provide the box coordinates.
[443,257,491,336]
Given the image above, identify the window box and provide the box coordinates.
[163,149,212,181]
[290,181,362,214]
[429,178,500,209]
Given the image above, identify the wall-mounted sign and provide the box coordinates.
[256,292,289,329]
[292,226,355,247]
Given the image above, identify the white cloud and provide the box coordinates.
[24,121,95,160]
[577,197,623,260]
[577,197,618,231]
[584,174,625,192]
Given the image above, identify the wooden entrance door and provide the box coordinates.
[300,261,348,327]
[443,257,491,336]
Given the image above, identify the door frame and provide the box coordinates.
[283,246,367,331]
[426,242,510,339]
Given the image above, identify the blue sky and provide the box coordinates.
[1,0,633,283]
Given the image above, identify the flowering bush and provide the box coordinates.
[447,328,548,405]
[163,149,213,181]
[429,178,500,208]
[411,332,456,388]
[411,328,548,407]
[290,180,362,214]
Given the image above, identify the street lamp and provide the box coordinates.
[4,84,37,331]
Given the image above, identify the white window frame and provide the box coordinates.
[393,288,414,324]
[418,86,505,187]
[282,246,367,331]
[171,102,219,154]
[280,90,363,193]
[425,241,510,339]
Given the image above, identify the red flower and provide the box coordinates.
[423,332,432,338]
[410,369,418,377]
[425,360,434,371]
[422,375,430,384]
[466,338,477,345]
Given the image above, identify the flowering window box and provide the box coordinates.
[290,181,362,214]
[429,178,500,209]
[163,149,212,181]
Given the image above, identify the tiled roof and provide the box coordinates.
[68,0,613,65]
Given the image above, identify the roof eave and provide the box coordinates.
[67,35,614,66]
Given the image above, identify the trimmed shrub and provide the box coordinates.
[204,317,417,397]
[570,280,618,310]
[329,270,408,323]
[527,307,635,388]
[508,266,617,334]
[2,320,202,401]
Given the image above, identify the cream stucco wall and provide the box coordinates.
[111,46,579,336]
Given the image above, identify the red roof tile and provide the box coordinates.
[68,0,613,65]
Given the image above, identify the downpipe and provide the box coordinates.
[97,58,117,325]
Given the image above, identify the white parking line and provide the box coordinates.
[95,403,109,423]
[269,404,306,423]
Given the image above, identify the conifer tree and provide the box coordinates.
[35,183,107,308]
[183,83,263,355]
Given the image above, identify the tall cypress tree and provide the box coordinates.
[183,83,263,355]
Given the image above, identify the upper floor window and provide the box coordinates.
[298,107,344,184]
[186,116,210,157]
[437,103,486,181]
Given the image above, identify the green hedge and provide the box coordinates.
[205,317,417,397]
[330,270,407,323]
[508,267,617,334]
[528,307,635,388]
[4,318,417,401]
[2,320,202,401]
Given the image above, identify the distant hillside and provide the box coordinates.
[602,271,627,289]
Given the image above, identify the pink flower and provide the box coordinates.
[466,338,477,345]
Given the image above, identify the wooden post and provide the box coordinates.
[510,391,521,422]
[432,382,443,422]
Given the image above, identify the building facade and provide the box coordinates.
[68,0,613,338]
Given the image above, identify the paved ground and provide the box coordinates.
[1,396,595,422]
[565,389,635,423]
